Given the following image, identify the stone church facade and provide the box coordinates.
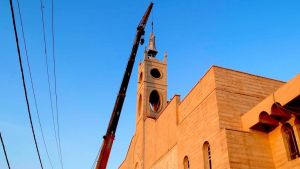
[119,33,300,169]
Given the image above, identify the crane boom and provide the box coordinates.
[95,3,153,169]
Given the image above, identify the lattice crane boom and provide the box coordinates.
[95,3,153,169]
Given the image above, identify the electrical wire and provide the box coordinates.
[9,0,44,168]
[15,0,54,168]
[51,0,64,168]
[0,132,11,169]
[38,0,63,168]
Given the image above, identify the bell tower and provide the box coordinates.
[136,31,168,122]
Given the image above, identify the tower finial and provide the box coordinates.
[146,23,158,58]
[151,21,154,33]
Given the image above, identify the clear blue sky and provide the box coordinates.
[0,0,299,168]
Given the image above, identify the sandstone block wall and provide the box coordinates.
[226,129,275,169]
[120,66,298,169]
[214,66,284,130]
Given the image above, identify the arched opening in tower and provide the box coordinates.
[149,90,161,112]
[138,94,142,116]
[139,72,143,83]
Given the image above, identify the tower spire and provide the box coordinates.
[151,21,154,33]
[146,22,158,57]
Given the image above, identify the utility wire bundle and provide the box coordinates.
[8,0,63,168]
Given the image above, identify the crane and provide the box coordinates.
[95,3,153,169]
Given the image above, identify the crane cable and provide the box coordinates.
[9,0,44,168]
[15,0,55,168]
[0,132,11,169]
[51,0,64,168]
[91,146,101,169]
[39,0,63,168]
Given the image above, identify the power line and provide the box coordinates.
[9,0,44,168]
[51,0,64,168]
[0,132,11,169]
[38,0,63,168]
[15,0,54,168]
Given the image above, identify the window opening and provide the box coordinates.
[282,123,300,160]
[150,68,161,78]
[149,90,161,112]
[203,141,212,169]
[138,94,142,116]
[139,72,143,83]
[183,156,190,169]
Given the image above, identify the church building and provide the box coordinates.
[119,32,300,169]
